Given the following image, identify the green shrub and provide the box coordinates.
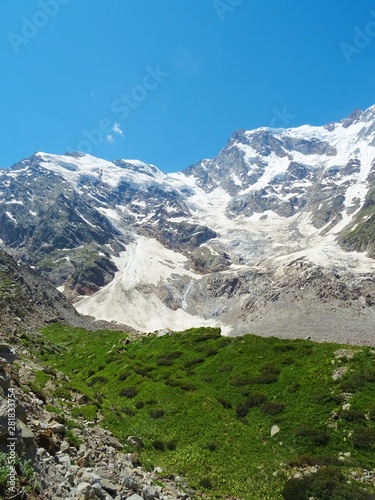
[259,363,281,376]
[330,483,375,500]
[118,372,130,381]
[0,452,40,497]
[156,351,182,366]
[273,344,295,353]
[236,403,249,418]
[53,386,71,400]
[88,376,108,387]
[254,373,279,384]
[149,409,165,419]
[219,364,233,372]
[296,426,330,446]
[184,357,205,369]
[310,467,353,498]
[287,382,300,393]
[340,372,375,391]
[119,387,138,398]
[122,406,136,416]
[287,454,341,467]
[260,401,285,416]
[145,399,158,405]
[66,429,82,448]
[315,393,342,405]
[152,440,165,451]
[281,476,312,500]
[245,393,267,408]
[133,364,153,376]
[71,404,98,421]
[217,397,232,409]
[352,427,375,450]
[282,466,375,500]
[230,376,253,386]
[338,409,366,423]
[29,383,47,403]
[193,328,221,341]
[178,382,197,391]
[200,478,213,490]
[281,356,295,365]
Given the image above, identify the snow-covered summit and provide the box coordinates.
[34,151,168,190]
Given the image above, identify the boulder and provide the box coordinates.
[0,344,17,363]
[271,425,280,437]
[50,422,66,434]
[127,436,144,448]
[36,428,57,455]
[76,482,94,499]
[56,453,71,467]
[91,482,108,499]
[143,485,159,499]
[101,478,118,495]
[102,433,123,450]
[80,470,101,485]
[122,473,139,492]
[0,371,10,392]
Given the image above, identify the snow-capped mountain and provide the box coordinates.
[1,106,375,341]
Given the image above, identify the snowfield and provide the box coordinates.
[76,236,223,332]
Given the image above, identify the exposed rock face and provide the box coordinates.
[339,183,375,258]
[0,157,124,296]
[0,345,37,462]
[0,248,91,331]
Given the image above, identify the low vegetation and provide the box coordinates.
[37,324,375,499]
[0,452,40,498]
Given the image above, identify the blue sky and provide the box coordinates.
[1,0,375,172]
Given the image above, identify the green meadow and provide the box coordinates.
[31,325,375,499]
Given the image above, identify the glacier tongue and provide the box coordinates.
[75,236,222,333]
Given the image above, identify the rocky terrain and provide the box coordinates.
[0,248,89,331]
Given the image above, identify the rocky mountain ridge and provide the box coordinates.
[1,106,375,339]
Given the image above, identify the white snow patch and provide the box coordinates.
[97,207,121,221]
[5,211,17,224]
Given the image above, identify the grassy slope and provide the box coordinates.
[35,325,375,499]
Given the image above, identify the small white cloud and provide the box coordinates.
[113,122,124,137]
[106,134,114,143]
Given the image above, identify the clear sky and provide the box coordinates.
[1,0,375,172]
